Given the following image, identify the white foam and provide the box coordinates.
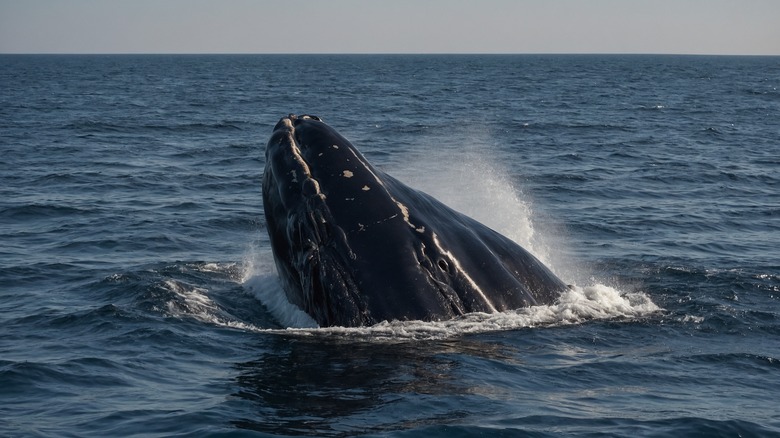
[247,284,660,342]
[191,261,239,275]
[160,279,243,327]
[553,284,660,320]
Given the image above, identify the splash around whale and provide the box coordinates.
[262,114,568,327]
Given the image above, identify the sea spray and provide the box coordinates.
[241,243,318,329]
[387,132,575,281]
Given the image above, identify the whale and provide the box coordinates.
[262,114,567,327]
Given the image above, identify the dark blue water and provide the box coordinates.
[2,55,779,437]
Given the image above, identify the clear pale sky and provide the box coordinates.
[1,0,778,55]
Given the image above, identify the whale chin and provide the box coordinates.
[262,114,566,327]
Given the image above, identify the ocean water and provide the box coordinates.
[1,54,779,437]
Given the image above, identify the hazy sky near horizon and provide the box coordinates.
[1,0,778,55]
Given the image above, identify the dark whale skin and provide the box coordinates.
[262,114,567,327]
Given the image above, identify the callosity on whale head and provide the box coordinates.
[262,114,567,327]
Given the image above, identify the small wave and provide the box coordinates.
[1,358,129,396]
[171,121,244,131]
[679,314,705,324]
[61,120,127,133]
[159,279,217,318]
[0,203,92,220]
[147,260,280,332]
[152,279,207,315]
[190,261,239,275]
[62,119,247,132]
[155,278,267,332]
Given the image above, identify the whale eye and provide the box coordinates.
[437,259,449,272]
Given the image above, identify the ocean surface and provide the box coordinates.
[1,54,779,437]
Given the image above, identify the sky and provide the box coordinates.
[1,0,779,55]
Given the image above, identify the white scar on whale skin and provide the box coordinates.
[284,118,326,200]
[284,119,311,179]
[354,213,399,233]
[431,232,497,312]
[343,170,354,178]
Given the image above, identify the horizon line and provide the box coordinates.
[2,52,780,57]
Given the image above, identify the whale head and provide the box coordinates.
[262,114,566,327]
